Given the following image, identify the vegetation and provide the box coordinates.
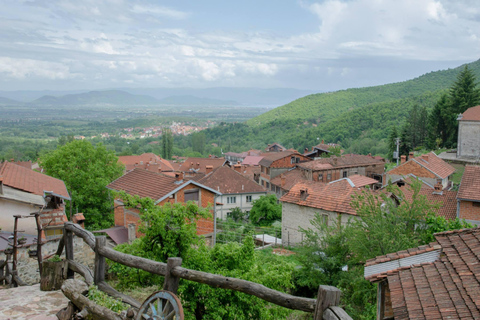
[40,140,124,229]
[249,194,282,226]
[87,285,129,313]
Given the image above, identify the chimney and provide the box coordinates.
[400,155,406,164]
[206,165,213,174]
[248,151,251,156]
[234,164,241,173]
[332,157,338,166]
[281,174,286,187]
[433,181,443,195]
[300,188,308,200]
[421,154,429,162]
[304,148,308,153]
[128,223,136,244]
[190,162,194,168]
[408,152,414,160]
[175,172,184,182]
[196,162,200,169]
[321,139,324,144]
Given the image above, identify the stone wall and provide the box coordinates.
[1,235,95,285]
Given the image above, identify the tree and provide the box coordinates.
[387,126,398,161]
[191,132,206,155]
[162,128,173,159]
[427,94,449,148]
[249,194,282,226]
[40,140,124,229]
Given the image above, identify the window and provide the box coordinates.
[227,196,236,204]
[291,156,295,164]
[266,182,270,189]
[296,157,300,163]
[343,171,347,178]
[327,173,331,180]
[321,214,329,226]
[473,202,480,207]
[184,189,199,202]
[246,195,252,203]
[318,173,323,180]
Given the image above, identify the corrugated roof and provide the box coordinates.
[198,166,266,194]
[0,162,70,200]
[458,165,480,201]
[459,105,480,121]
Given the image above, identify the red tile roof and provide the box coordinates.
[242,156,264,166]
[366,227,480,319]
[0,162,70,200]
[198,166,266,194]
[397,177,458,220]
[178,157,226,174]
[259,151,304,167]
[270,168,308,191]
[118,153,174,172]
[347,175,379,188]
[280,179,370,215]
[411,152,455,179]
[458,165,480,201]
[107,168,178,200]
[459,105,480,121]
[298,154,384,170]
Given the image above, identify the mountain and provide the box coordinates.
[157,95,238,106]
[30,90,159,106]
[0,96,23,106]
[204,59,480,156]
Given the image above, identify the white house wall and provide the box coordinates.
[216,193,266,220]
[0,198,42,234]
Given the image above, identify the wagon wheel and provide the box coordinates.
[135,290,184,320]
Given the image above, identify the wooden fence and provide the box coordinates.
[58,222,352,320]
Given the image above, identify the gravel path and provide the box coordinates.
[0,284,68,320]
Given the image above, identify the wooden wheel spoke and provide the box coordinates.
[136,290,184,320]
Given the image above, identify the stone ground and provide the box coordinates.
[0,284,68,320]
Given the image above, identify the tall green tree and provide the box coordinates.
[249,194,282,226]
[191,132,206,155]
[40,140,124,229]
[427,94,449,148]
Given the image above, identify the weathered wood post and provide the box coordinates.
[313,285,341,320]
[65,227,75,279]
[0,260,5,285]
[94,236,106,285]
[163,257,182,294]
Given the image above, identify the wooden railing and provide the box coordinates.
[59,222,352,320]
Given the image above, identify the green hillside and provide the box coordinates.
[248,59,480,126]
[204,59,480,156]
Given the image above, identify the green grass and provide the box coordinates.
[451,163,466,184]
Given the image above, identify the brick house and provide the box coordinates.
[118,153,175,176]
[457,165,480,225]
[279,177,377,245]
[177,157,226,179]
[364,227,480,320]
[270,168,308,198]
[386,151,455,190]
[0,161,70,239]
[457,105,480,159]
[107,168,221,238]
[258,151,311,190]
[197,166,267,220]
[297,154,385,187]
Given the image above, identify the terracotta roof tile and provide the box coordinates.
[459,105,480,121]
[107,168,178,200]
[347,175,379,188]
[118,153,174,172]
[197,166,266,194]
[365,227,480,319]
[412,152,455,179]
[178,157,226,174]
[458,165,480,201]
[298,154,384,170]
[242,156,264,166]
[0,162,70,199]
[259,151,303,167]
[271,168,308,191]
[279,179,373,215]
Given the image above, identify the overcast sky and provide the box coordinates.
[1,0,479,92]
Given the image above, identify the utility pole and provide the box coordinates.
[395,138,401,166]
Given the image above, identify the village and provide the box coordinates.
[1,104,480,319]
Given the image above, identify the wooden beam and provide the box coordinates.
[65,228,74,279]
[94,236,106,285]
[163,257,182,294]
[313,285,341,320]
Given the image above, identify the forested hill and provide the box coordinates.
[248,59,480,126]
[205,59,480,156]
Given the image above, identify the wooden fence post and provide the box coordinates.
[94,236,106,285]
[65,227,75,279]
[313,285,341,320]
[0,260,4,285]
[163,257,182,294]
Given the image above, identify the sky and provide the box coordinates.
[1,0,479,92]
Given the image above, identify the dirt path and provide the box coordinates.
[0,284,68,320]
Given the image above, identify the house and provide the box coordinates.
[279,177,377,245]
[457,105,480,159]
[303,141,341,159]
[386,151,455,190]
[197,166,267,220]
[265,143,287,152]
[107,168,221,238]
[118,153,175,176]
[297,154,385,187]
[241,155,264,166]
[457,165,480,225]
[258,151,311,190]
[270,168,308,198]
[177,157,226,179]
[224,150,262,165]
[364,227,480,320]
[0,162,70,238]
[389,175,458,220]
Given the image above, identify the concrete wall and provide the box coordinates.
[0,235,95,285]
[281,202,356,246]
[0,198,42,235]
[216,192,266,220]
[457,121,480,159]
